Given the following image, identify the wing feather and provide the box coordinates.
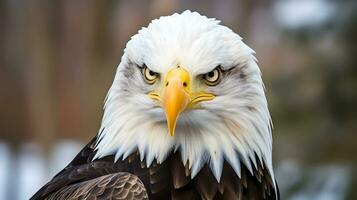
[46,172,148,200]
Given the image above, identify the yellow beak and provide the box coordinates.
[147,66,215,136]
[162,67,190,136]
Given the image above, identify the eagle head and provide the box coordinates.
[95,10,274,183]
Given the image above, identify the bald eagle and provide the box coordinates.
[31,11,279,200]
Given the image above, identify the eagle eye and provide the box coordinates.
[142,64,158,84]
[203,67,222,86]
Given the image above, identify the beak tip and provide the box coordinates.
[168,122,176,137]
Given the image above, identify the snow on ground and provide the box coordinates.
[289,165,351,200]
[17,143,47,200]
[0,142,11,200]
[0,141,82,200]
[275,160,352,200]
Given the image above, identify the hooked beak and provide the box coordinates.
[163,67,190,136]
[148,67,215,136]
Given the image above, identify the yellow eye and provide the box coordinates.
[142,65,158,84]
[203,67,222,86]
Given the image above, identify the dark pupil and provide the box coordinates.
[208,71,215,78]
[148,70,155,76]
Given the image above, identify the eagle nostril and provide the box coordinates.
[166,82,169,87]
[183,82,187,87]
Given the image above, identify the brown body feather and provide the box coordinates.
[31,136,279,200]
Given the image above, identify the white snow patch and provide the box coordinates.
[17,143,47,200]
[0,142,11,200]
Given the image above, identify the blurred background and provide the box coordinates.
[1,0,356,199]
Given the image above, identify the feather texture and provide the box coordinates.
[45,172,148,200]
[31,136,278,200]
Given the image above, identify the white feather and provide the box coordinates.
[95,10,275,189]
